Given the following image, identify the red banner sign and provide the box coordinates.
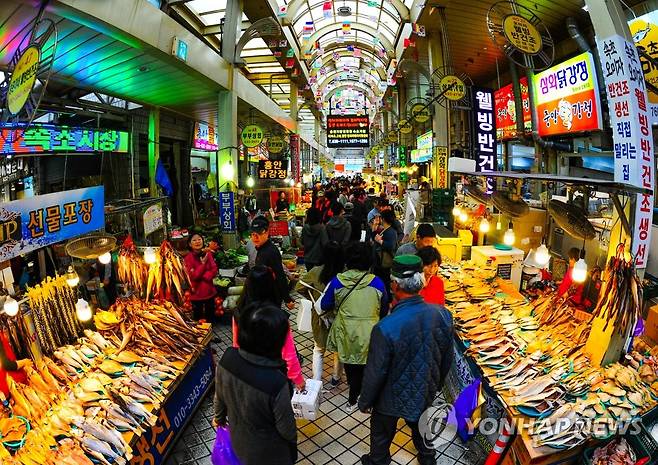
[494,77,531,140]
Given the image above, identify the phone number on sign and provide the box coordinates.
[173,366,213,429]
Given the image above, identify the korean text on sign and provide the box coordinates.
[0,125,129,155]
[258,160,289,180]
[598,34,654,268]
[472,87,496,173]
[219,192,236,231]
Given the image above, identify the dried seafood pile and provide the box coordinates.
[117,236,148,295]
[26,276,84,355]
[95,297,205,361]
[146,241,190,304]
[591,438,637,465]
[0,327,189,465]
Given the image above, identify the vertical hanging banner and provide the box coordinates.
[219,192,236,231]
[290,134,301,182]
[435,146,449,188]
[598,35,654,268]
[472,86,497,174]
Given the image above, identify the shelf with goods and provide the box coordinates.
[440,253,658,464]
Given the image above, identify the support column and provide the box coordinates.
[428,29,449,189]
[148,108,160,197]
[222,0,243,64]
[289,82,300,182]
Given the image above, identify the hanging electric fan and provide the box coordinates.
[492,191,530,218]
[548,199,596,240]
[464,182,491,205]
[65,234,117,260]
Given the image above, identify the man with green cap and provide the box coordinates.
[359,255,454,465]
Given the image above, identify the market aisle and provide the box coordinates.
[165,301,485,465]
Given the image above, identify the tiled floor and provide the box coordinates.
[164,297,487,465]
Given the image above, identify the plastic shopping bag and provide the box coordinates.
[211,426,241,465]
[297,299,313,332]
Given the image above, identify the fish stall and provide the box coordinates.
[440,249,658,464]
[0,238,214,465]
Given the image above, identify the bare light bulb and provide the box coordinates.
[144,247,157,265]
[66,266,80,288]
[535,243,550,267]
[221,162,234,180]
[98,252,111,264]
[459,211,468,223]
[75,298,92,322]
[246,177,255,188]
[452,206,461,217]
[572,258,588,283]
[503,223,515,246]
[3,296,19,317]
[479,218,490,234]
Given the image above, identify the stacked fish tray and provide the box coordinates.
[441,262,658,455]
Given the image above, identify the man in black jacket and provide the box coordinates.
[359,255,454,465]
[250,216,295,310]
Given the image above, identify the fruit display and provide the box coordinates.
[26,276,84,356]
[117,237,148,295]
[145,240,190,304]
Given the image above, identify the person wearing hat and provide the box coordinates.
[359,255,454,465]
[396,223,437,256]
[250,216,295,310]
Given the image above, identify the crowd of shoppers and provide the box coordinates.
[211,176,454,465]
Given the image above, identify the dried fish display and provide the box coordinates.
[145,240,190,304]
[26,276,84,356]
[117,236,148,295]
[591,438,637,465]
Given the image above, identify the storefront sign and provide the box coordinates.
[268,220,290,237]
[267,135,286,154]
[193,122,218,151]
[472,87,497,173]
[598,34,654,268]
[398,118,413,134]
[131,345,213,465]
[411,103,431,123]
[503,15,542,55]
[326,115,369,148]
[143,204,164,236]
[435,146,449,188]
[439,75,467,101]
[387,130,398,143]
[241,125,264,148]
[494,77,531,140]
[258,160,288,179]
[219,192,236,231]
[290,134,301,182]
[0,186,105,262]
[629,12,658,123]
[412,130,433,163]
[398,146,408,182]
[0,157,28,184]
[7,45,40,115]
[531,52,602,136]
[0,125,130,155]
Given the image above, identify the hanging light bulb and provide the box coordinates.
[3,296,19,317]
[452,205,461,217]
[496,214,502,230]
[221,161,234,180]
[572,258,588,283]
[246,176,255,188]
[479,218,490,234]
[459,211,469,223]
[144,246,157,265]
[535,243,550,267]
[65,266,80,288]
[98,252,111,265]
[75,298,92,322]
[503,222,515,246]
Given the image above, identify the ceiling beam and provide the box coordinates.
[300,23,395,57]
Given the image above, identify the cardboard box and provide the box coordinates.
[292,379,322,421]
[645,304,658,343]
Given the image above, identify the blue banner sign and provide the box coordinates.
[0,124,130,155]
[130,345,214,465]
[219,192,236,231]
[0,186,105,261]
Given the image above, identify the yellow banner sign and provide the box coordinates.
[7,45,40,115]
[503,15,542,55]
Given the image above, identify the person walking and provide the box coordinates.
[213,302,297,465]
[183,233,218,322]
[234,266,305,390]
[321,242,388,412]
[359,255,454,465]
[326,202,352,246]
[396,223,438,256]
[302,208,328,271]
[344,202,363,242]
[372,209,398,300]
[417,246,445,305]
[296,241,345,384]
[250,216,295,310]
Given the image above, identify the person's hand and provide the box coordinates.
[286,301,296,310]
[375,234,383,244]
[211,418,221,429]
[201,253,208,264]
[296,380,306,392]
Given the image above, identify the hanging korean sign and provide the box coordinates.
[143,203,164,236]
[241,124,264,148]
[0,157,29,184]
[439,76,467,101]
[0,186,104,262]
[398,118,413,134]
[219,192,236,231]
[193,122,218,151]
[387,130,398,143]
[0,125,130,155]
[503,15,542,55]
[629,12,658,123]
[472,86,496,173]
[258,160,289,179]
[531,51,602,137]
[598,34,654,268]
[435,146,449,188]
[411,103,431,123]
[326,115,369,148]
[267,135,286,154]
[7,46,40,115]
[494,77,531,140]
